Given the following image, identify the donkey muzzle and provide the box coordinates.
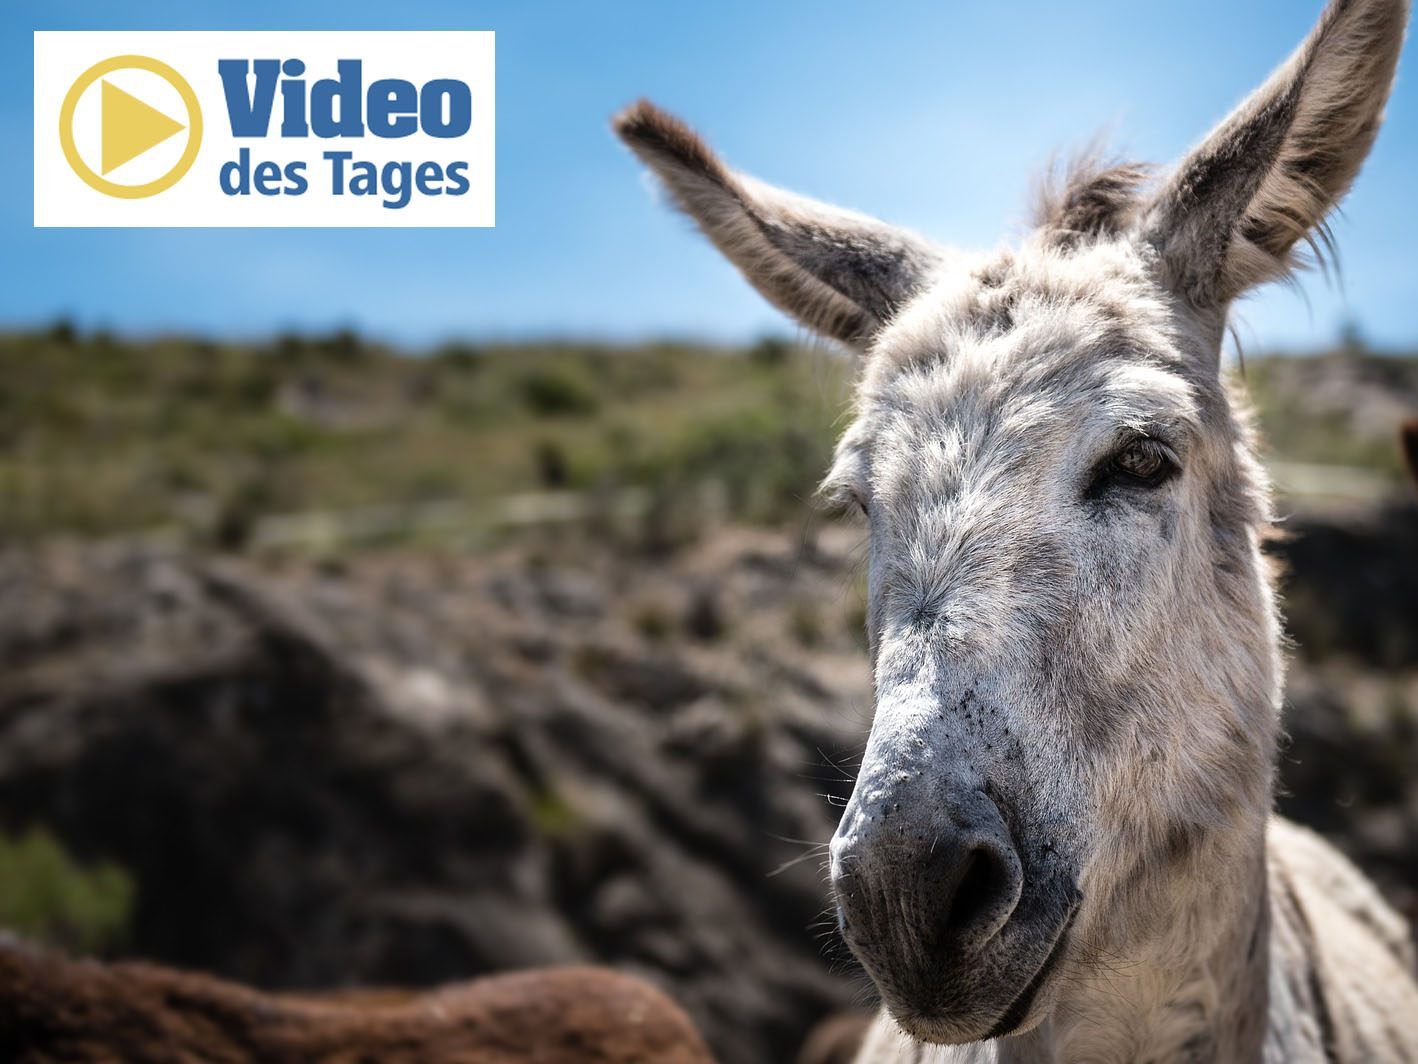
[828,756,1076,1043]
[831,779,1023,961]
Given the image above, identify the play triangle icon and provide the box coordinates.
[101,79,185,175]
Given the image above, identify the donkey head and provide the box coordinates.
[616,0,1405,1045]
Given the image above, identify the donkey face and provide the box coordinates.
[616,0,1404,1045]
[814,239,1282,1043]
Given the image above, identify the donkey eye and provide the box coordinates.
[1114,439,1169,480]
[1106,439,1174,490]
[1087,437,1178,498]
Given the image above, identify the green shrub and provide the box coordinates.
[0,826,135,953]
[518,366,600,416]
[431,342,483,370]
[747,335,793,366]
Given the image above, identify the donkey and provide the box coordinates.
[0,936,715,1064]
[615,0,1417,1059]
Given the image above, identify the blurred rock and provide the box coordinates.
[1278,660,1418,921]
[1271,502,1418,668]
[0,530,873,1064]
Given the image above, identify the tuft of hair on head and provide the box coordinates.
[1032,152,1153,248]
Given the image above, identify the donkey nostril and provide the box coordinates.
[950,851,992,925]
[938,841,1018,948]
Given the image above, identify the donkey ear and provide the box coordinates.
[613,100,943,348]
[1144,0,1408,307]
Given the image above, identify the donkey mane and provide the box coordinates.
[1031,156,1153,248]
[1033,146,1343,285]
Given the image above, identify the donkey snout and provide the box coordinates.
[831,783,1023,964]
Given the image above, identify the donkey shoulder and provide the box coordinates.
[1269,816,1414,971]
[1267,815,1418,1062]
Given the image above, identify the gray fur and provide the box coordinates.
[614,0,1416,1060]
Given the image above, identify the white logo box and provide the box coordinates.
[34,31,494,228]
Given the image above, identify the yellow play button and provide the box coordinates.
[59,55,203,199]
[101,79,186,175]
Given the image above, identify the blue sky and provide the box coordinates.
[5,1,1416,351]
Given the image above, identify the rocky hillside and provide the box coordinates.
[0,526,874,1063]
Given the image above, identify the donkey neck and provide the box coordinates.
[995,826,1272,1063]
